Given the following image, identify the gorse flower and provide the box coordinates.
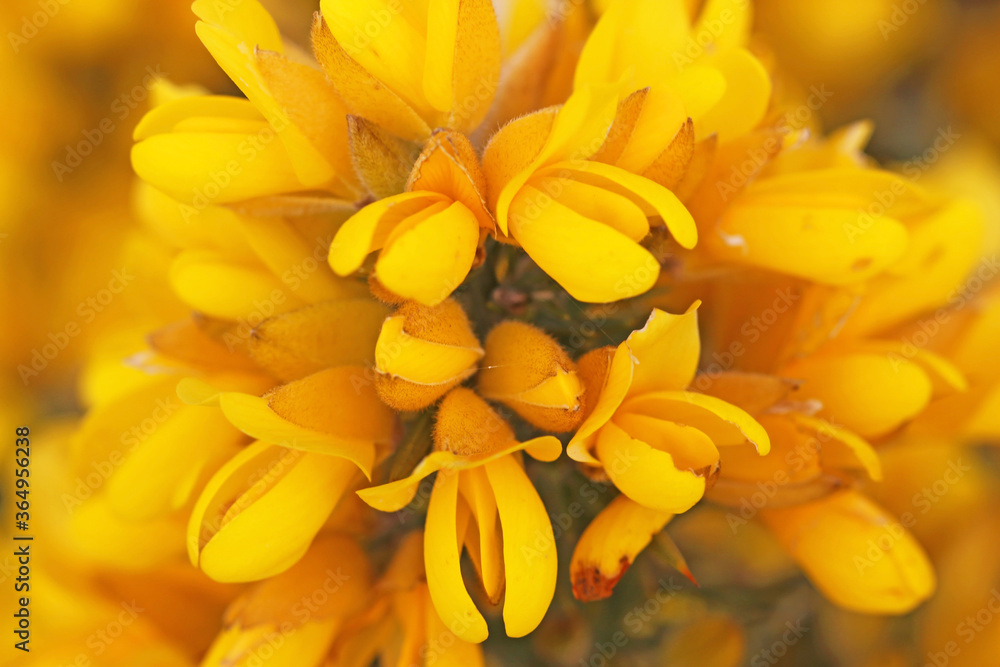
[40,0,999,664]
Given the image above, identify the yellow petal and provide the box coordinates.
[740,168,933,216]
[595,421,707,513]
[788,414,882,481]
[357,451,454,512]
[568,345,634,464]
[169,249,305,321]
[106,404,244,521]
[238,216,368,304]
[537,175,650,241]
[227,534,372,625]
[429,0,501,132]
[374,301,484,410]
[854,341,968,396]
[132,130,304,205]
[539,160,698,248]
[264,366,395,443]
[329,191,448,276]
[376,201,481,305]
[613,412,720,471]
[312,14,432,141]
[624,305,700,398]
[424,471,489,642]
[459,467,504,603]
[760,490,936,614]
[424,586,487,667]
[256,49,360,195]
[509,187,660,302]
[193,0,339,189]
[709,204,909,285]
[133,95,264,141]
[221,391,375,477]
[407,129,494,230]
[189,441,358,582]
[571,494,674,601]
[620,390,771,454]
[781,352,933,439]
[692,0,752,49]
[695,48,771,141]
[844,199,985,336]
[574,0,690,91]
[357,413,561,512]
[490,84,621,234]
[481,107,557,218]
[247,299,389,381]
[484,455,557,638]
[191,0,282,51]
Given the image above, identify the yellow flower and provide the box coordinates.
[328,531,485,666]
[358,388,562,642]
[373,299,485,411]
[567,303,770,513]
[577,0,771,144]
[329,130,494,305]
[314,0,501,140]
[182,367,395,582]
[132,0,361,205]
[760,489,936,614]
[483,85,698,302]
[477,320,584,432]
[201,534,373,666]
[688,371,938,614]
[704,372,883,510]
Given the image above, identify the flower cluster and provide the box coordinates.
[34,0,1000,665]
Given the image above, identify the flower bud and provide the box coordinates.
[478,321,584,432]
[374,300,484,411]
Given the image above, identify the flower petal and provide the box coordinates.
[760,490,935,614]
[190,441,358,582]
[312,14,432,141]
[509,187,660,302]
[425,471,489,643]
[571,494,673,601]
[624,305,701,398]
[620,390,771,454]
[329,191,448,276]
[376,201,481,305]
[568,345,634,464]
[248,299,389,381]
[540,160,698,248]
[484,455,557,638]
[595,421,707,513]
